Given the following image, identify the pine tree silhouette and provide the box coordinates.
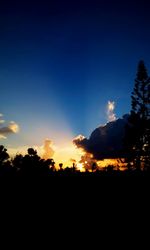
[125,61,150,169]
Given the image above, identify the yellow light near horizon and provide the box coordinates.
[7,135,126,170]
[97,159,125,169]
[77,163,85,172]
[53,142,82,168]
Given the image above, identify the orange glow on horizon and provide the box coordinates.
[7,140,126,170]
[77,163,85,172]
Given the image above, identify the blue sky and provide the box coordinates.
[0,0,150,148]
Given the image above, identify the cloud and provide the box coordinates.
[70,158,77,163]
[0,114,20,139]
[42,139,55,160]
[107,101,117,122]
[73,114,129,160]
[0,134,7,139]
[8,121,19,133]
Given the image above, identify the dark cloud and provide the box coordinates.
[73,114,129,160]
[0,126,15,134]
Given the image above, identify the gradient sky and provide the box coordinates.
[1,0,150,149]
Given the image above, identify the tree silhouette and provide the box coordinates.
[49,159,55,171]
[0,145,13,175]
[12,154,23,171]
[59,163,63,170]
[72,162,76,172]
[11,148,55,175]
[28,148,37,156]
[0,145,9,166]
[92,162,97,172]
[124,61,150,169]
[0,143,150,176]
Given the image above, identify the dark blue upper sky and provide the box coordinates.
[1,0,150,147]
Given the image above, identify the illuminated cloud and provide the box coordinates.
[8,121,20,133]
[0,134,7,139]
[42,139,54,160]
[73,115,129,160]
[74,134,86,141]
[78,152,96,171]
[0,114,20,139]
[70,158,76,163]
[73,134,88,147]
[107,101,117,122]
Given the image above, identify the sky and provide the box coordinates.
[0,0,150,157]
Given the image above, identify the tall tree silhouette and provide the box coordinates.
[125,61,150,169]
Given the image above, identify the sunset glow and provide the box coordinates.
[7,138,126,170]
[0,1,150,176]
